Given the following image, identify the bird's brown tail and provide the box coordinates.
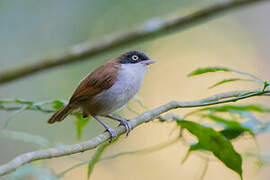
[47,105,73,124]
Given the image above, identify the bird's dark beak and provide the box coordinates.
[141,59,156,66]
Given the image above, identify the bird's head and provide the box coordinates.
[118,51,156,66]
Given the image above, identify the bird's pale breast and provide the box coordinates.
[84,63,147,115]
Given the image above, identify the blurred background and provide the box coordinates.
[0,0,270,179]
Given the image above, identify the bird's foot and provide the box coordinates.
[105,115,132,137]
[118,119,131,136]
[105,127,117,142]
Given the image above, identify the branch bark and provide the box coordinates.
[0,88,269,176]
[0,0,268,84]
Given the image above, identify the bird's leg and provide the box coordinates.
[92,115,117,141]
[105,115,131,136]
[81,108,89,118]
[82,112,89,118]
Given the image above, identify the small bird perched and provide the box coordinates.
[48,51,156,139]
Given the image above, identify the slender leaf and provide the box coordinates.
[87,143,109,179]
[188,67,263,84]
[14,99,34,105]
[88,137,119,179]
[185,104,270,119]
[74,113,91,140]
[202,114,237,127]
[201,105,270,113]
[209,78,247,89]
[52,100,65,110]
[188,67,230,77]
[177,120,242,179]
[229,69,264,83]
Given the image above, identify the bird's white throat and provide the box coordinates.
[118,63,148,85]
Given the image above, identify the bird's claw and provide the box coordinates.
[118,119,132,136]
[105,127,117,142]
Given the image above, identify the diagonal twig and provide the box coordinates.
[0,0,269,84]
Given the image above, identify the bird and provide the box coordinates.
[47,51,156,140]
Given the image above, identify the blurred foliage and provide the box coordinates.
[2,67,270,180]
[4,164,56,180]
[56,136,179,179]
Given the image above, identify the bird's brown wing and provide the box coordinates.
[69,62,120,105]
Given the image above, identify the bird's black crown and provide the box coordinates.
[119,51,150,64]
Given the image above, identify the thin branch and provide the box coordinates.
[0,99,58,113]
[0,0,269,84]
[197,158,210,180]
[0,88,269,176]
[0,105,54,113]
[56,160,87,179]
[1,90,269,114]
[101,135,180,161]
[57,136,179,178]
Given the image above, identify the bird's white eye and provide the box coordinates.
[131,55,139,61]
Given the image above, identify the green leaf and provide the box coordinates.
[177,120,242,179]
[14,99,34,105]
[5,164,56,180]
[52,100,65,110]
[208,78,245,89]
[201,105,270,113]
[184,122,252,163]
[185,104,270,119]
[87,137,119,179]
[202,114,237,127]
[220,128,247,140]
[87,143,108,179]
[188,67,230,77]
[74,113,91,140]
[188,67,264,84]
